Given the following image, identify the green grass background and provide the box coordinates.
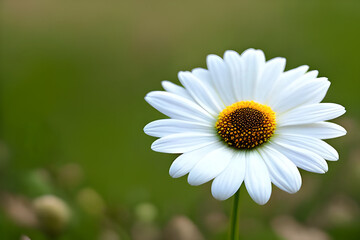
[1,0,360,239]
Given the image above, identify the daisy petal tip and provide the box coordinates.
[211,185,234,201]
[339,126,347,135]
[206,53,216,59]
[211,192,229,201]
[324,80,331,90]
[318,165,328,174]
[335,108,347,119]
[206,54,224,66]
[177,71,186,79]
[313,156,329,173]
[312,70,319,76]
[150,139,170,153]
[280,175,302,194]
[223,50,239,58]
[187,179,200,186]
[187,172,207,186]
[170,173,182,179]
[288,188,300,195]
[249,188,271,205]
[318,76,329,82]
[144,91,157,101]
[160,80,170,89]
[328,123,347,137]
[241,48,256,54]
[143,124,150,135]
[322,78,330,86]
[302,65,310,71]
[150,141,159,152]
[187,174,197,186]
[276,57,287,68]
[254,197,270,206]
[256,49,265,57]
[144,93,150,100]
[328,149,339,161]
[224,49,236,54]
[287,181,302,194]
[205,54,213,63]
[144,95,152,104]
[273,56,286,62]
[169,167,182,179]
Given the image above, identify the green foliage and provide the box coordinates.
[1,0,360,239]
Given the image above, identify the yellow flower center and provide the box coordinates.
[216,101,276,149]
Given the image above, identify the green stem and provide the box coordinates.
[229,190,240,240]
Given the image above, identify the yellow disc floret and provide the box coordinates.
[216,101,276,149]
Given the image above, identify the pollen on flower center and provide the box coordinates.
[216,101,276,149]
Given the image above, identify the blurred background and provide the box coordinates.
[1,0,360,239]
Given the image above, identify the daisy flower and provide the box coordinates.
[144,49,346,205]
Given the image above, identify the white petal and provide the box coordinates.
[276,122,347,139]
[270,141,328,173]
[178,71,224,115]
[169,142,221,178]
[255,57,286,103]
[151,132,218,153]
[287,70,319,86]
[273,134,339,161]
[277,70,321,100]
[301,70,319,80]
[223,50,244,102]
[188,146,234,186]
[144,119,214,138]
[244,150,272,205]
[145,91,215,124]
[307,77,330,104]
[272,79,331,113]
[279,65,310,86]
[206,54,236,105]
[277,103,346,127]
[258,145,302,194]
[161,81,193,100]
[268,65,309,104]
[191,68,213,86]
[191,68,226,105]
[240,49,266,100]
[211,151,246,200]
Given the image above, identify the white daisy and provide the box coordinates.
[144,49,346,205]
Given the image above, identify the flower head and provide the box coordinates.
[144,49,346,205]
